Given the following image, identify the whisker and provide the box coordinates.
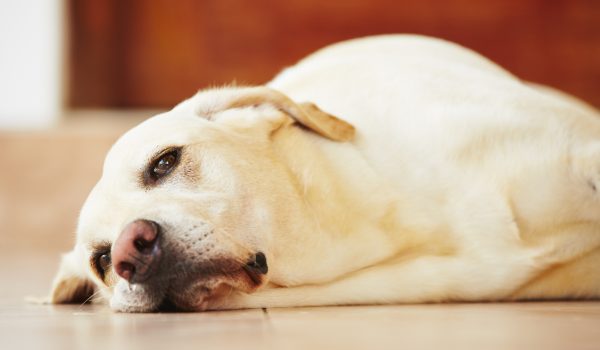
[78,285,112,309]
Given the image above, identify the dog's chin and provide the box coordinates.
[110,282,166,313]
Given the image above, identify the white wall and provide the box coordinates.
[0,0,64,129]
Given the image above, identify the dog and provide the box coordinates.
[49,35,600,312]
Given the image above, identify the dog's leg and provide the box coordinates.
[216,253,540,310]
[215,187,528,309]
[220,221,600,309]
[509,246,600,300]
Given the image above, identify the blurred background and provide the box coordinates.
[67,0,600,109]
[0,0,598,297]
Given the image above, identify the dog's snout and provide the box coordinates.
[112,219,162,283]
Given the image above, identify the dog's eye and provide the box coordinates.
[98,253,111,273]
[91,250,111,281]
[154,153,177,176]
[149,148,181,181]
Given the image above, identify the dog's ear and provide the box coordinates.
[49,247,95,304]
[197,87,356,142]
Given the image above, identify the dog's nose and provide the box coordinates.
[112,219,162,283]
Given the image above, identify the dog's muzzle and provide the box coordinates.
[110,219,268,311]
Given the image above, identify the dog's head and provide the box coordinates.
[49,86,355,312]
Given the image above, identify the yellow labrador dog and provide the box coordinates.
[50,35,600,312]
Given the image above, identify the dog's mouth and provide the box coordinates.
[111,253,268,312]
[160,268,266,312]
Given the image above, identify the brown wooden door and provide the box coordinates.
[68,0,600,109]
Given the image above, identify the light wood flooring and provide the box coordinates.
[1,252,600,350]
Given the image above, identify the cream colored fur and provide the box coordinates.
[50,35,600,311]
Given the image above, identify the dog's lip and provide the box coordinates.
[162,266,266,311]
[164,281,233,311]
[242,265,264,286]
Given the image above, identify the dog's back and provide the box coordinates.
[269,34,600,301]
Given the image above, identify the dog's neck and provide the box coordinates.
[267,125,426,286]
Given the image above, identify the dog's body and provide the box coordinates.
[51,35,600,312]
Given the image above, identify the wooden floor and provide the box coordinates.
[2,253,600,350]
